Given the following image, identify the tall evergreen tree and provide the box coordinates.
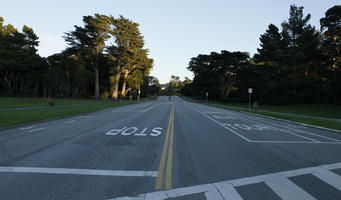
[64,14,110,99]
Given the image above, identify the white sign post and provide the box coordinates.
[206,92,208,104]
[248,88,253,112]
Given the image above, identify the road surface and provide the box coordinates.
[1,96,341,200]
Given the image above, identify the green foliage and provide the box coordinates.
[186,4,341,105]
[187,51,249,100]
[0,14,155,100]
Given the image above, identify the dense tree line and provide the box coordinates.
[185,5,341,104]
[0,14,158,99]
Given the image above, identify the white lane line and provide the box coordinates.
[64,120,75,124]
[278,129,319,142]
[75,115,92,119]
[249,140,341,144]
[265,175,316,200]
[128,104,147,111]
[236,111,341,142]
[19,126,37,131]
[204,106,341,143]
[141,103,161,112]
[187,103,341,144]
[312,168,341,190]
[28,128,45,132]
[189,106,251,142]
[0,166,158,177]
[321,162,341,170]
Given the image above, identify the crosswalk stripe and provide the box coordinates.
[312,168,341,190]
[214,182,243,200]
[204,189,224,200]
[113,162,341,200]
[265,175,316,200]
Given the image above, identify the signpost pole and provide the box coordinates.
[248,88,252,112]
[249,93,251,112]
[206,92,208,104]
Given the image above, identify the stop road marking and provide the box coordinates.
[105,127,163,137]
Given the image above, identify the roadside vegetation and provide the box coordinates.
[179,5,340,105]
[0,14,161,100]
[0,98,135,127]
[167,5,341,131]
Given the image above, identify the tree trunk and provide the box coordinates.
[94,67,100,99]
[121,79,127,97]
[121,71,130,97]
[111,73,121,100]
[33,83,39,97]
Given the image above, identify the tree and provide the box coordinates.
[64,14,110,99]
[255,24,283,64]
[168,75,182,95]
[187,51,249,100]
[106,15,151,100]
[320,5,341,102]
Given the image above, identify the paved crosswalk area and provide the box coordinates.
[113,162,341,200]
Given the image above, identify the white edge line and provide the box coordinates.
[239,111,341,134]
[249,140,341,144]
[278,129,319,142]
[0,166,158,177]
[203,104,341,143]
[189,106,251,142]
[28,128,44,132]
[19,126,37,130]
[140,103,161,112]
[188,102,341,144]
[239,112,341,142]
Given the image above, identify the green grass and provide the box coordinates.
[184,97,341,131]
[0,97,110,109]
[252,111,341,131]
[213,101,341,119]
[0,98,135,127]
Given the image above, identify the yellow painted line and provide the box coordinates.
[155,105,174,190]
[165,105,174,189]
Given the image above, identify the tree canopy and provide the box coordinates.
[186,4,341,104]
[0,14,156,99]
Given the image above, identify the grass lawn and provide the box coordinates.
[0,97,135,127]
[0,97,111,109]
[184,97,341,131]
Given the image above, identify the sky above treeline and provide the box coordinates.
[0,0,339,83]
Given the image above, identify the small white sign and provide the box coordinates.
[248,88,253,94]
[206,92,208,97]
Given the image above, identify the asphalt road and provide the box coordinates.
[1,96,341,200]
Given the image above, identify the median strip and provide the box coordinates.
[155,104,175,190]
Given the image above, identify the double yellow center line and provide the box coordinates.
[155,104,175,190]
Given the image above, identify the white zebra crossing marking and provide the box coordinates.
[312,168,341,190]
[112,162,341,200]
[264,175,316,200]
[213,182,243,200]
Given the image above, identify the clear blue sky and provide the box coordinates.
[0,0,338,83]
